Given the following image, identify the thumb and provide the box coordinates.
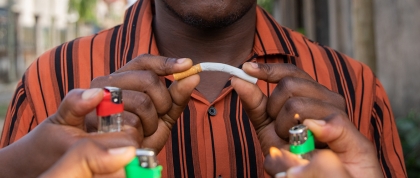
[287,150,351,178]
[231,76,268,131]
[303,114,375,157]
[50,88,104,128]
[41,140,136,178]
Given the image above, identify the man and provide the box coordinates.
[1,0,406,177]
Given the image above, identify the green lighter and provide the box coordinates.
[289,124,315,160]
[125,149,163,178]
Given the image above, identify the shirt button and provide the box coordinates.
[208,106,217,116]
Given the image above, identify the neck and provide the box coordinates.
[153,2,257,66]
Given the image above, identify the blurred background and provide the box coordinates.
[0,0,418,176]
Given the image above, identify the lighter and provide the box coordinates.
[125,149,163,178]
[289,124,315,160]
[96,87,124,133]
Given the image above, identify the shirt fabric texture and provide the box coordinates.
[0,0,406,177]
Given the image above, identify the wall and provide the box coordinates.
[374,0,420,118]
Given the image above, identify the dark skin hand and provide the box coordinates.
[231,62,382,177]
[41,139,136,178]
[264,114,382,178]
[87,55,200,153]
[231,62,346,152]
[0,89,139,178]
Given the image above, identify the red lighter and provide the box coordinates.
[96,87,124,133]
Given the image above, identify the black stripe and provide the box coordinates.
[66,41,75,92]
[125,0,143,63]
[303,37,318,81]
[90,34,98,80]
[7,94,26,145]
[27,116,35,133]
[171,122,182,178]
[256,30,271,97]
[183,106,195,177]
[148,31,154,54]
[7,75,26,145]
[384,102,407,177]
[357,65,365,129]
[322,47,346,110]
[230,91,244,178]
[261,10,290,55]
[119,6,133,64]
[54,45,65,100]
[289,56,297,65]
[242,105,257,177]
[109,26,120,73]
[334,51,356,115]
[37,60,48,117]
[208,114,217,177]
[373,103,392,178]
[281,27,299,57]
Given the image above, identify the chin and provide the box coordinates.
[161,0,255,29]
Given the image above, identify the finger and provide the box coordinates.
[303,114,377,159]
[286,150,351,178]
[91,71,172,115]
[242,62,314,83]
[231,76,270,131]
[274,97,344,141]
[267,77,345,119]
[41,139,136,178]
[117,54,193,75]
[123,90,159,136]
[264,147,308,176]
[87,125,140,148]
[51,88,104,129]
[142,75,200,152]
[164,74,200,126]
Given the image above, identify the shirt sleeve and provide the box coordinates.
[0,78,37,148]
[371,78,407,178]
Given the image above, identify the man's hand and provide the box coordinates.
[264,114,382,178]
[87,54,200,152]
[40,139,136,178]
[231,62,346,154]
[0,89,139,177]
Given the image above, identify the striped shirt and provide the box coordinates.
[0,0,406,177]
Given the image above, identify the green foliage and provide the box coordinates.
[396,111,420,177]
[69,0,98,23]
[257,0,274,14]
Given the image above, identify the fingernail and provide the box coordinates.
[304,119,326,126]
[177,58,189,64]
[108,147,129,155]
[82,88,102,100]
[274,172,287,178]
[269,147,282,158]
[288,165,305,176]
[248,62,259,69]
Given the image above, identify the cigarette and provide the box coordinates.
[173,62,258,84]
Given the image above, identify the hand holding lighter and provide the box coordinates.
[95,87,162,178]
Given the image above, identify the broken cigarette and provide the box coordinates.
[173,62,258,84]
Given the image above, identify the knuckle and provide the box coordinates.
[90,76,109,88]
[137,53,152,59]
[141,71,160,88]
[277,76,295,94]
[284,97,304,114]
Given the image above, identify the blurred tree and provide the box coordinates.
[257,0,274,14]
[69,0,98,23]
[397,111,420,177]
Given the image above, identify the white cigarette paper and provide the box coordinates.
[173,62,258,84]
